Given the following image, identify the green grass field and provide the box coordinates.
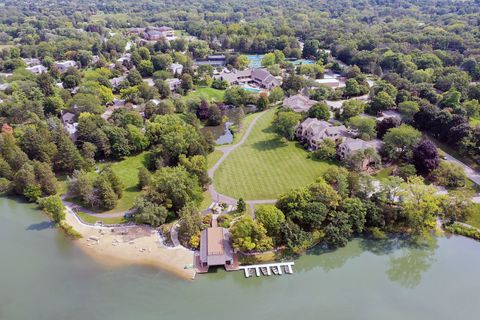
[184,87,225,103]
[64,153,147,214]
[207,150,223,169]
[76,211,126,225]
[96,152,147,213]
[231,112,258,144]
[466,204,480,229]
[213,108,338,200]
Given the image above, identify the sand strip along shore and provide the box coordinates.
[64,206,196,280]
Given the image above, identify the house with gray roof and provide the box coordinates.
[217,68,280,89]
[337,138,380,170]
[283,94,317,113]
[54,60,77,72]
[166,78,181,91]
[26,65,47,74]
[296,118,348,150]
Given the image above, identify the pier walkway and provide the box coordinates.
[238,262,294,278]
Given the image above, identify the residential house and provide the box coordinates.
[337,138,378,169]
[166,78,181,91]
[128,27,145,35]
[170,63,183,76]
[143,26,174,40]
[217,68,280,89]
[22,58,41,67]
[109,75,126,89]
[315,78,340,88]
[116,53,131,65]
[26,65,47,74]
[296,118,348,150]
[55,60,77,72]
[283,94,317,113]
[61,112,76,125]
[198,227,235,272]
[61,112,78,141]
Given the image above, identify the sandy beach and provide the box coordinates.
[64,207,196,280]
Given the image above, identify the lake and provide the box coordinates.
[1,196,479,320]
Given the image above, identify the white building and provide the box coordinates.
[170,63,183,76]
[166,78,181,91]
[54,60,77,72]
[26,65,48,74]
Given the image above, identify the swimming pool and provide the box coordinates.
[242,85,262,93]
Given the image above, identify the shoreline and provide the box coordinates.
[64,206,196,280]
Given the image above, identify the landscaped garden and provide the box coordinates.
[213,108,339,200]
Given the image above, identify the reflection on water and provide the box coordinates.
[215,121,234,144]
[304,236,438,289]
[386,238,437,288]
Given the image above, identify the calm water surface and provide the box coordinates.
[1,197,479,320]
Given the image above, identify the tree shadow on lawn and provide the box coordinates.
[251,137,287,151]
[125,185,140,193]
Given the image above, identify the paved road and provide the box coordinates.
[443,153,480,186]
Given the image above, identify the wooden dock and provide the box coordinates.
[238,262,294,278]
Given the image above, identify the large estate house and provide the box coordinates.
[129,26,174,40]
[296,118,348,150]
[283,94,317,112]
[218,68,280,89]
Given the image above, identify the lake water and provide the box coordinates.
[1,197,480,320]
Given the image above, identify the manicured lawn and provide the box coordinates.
[213,108,339,200]
[96,152,148,213]
[466,204,480,229]
[199,191,213,211]
[76,211,126,225]
[207,150,223,169]
[231,112,258,144]
[184,87,225,103]
[66,153,148,214]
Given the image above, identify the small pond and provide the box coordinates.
[215,121,234,144]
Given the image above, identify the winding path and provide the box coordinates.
[62,196,128,219]
[207,111,277,213]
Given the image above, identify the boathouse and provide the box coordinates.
[198,227,236,272]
